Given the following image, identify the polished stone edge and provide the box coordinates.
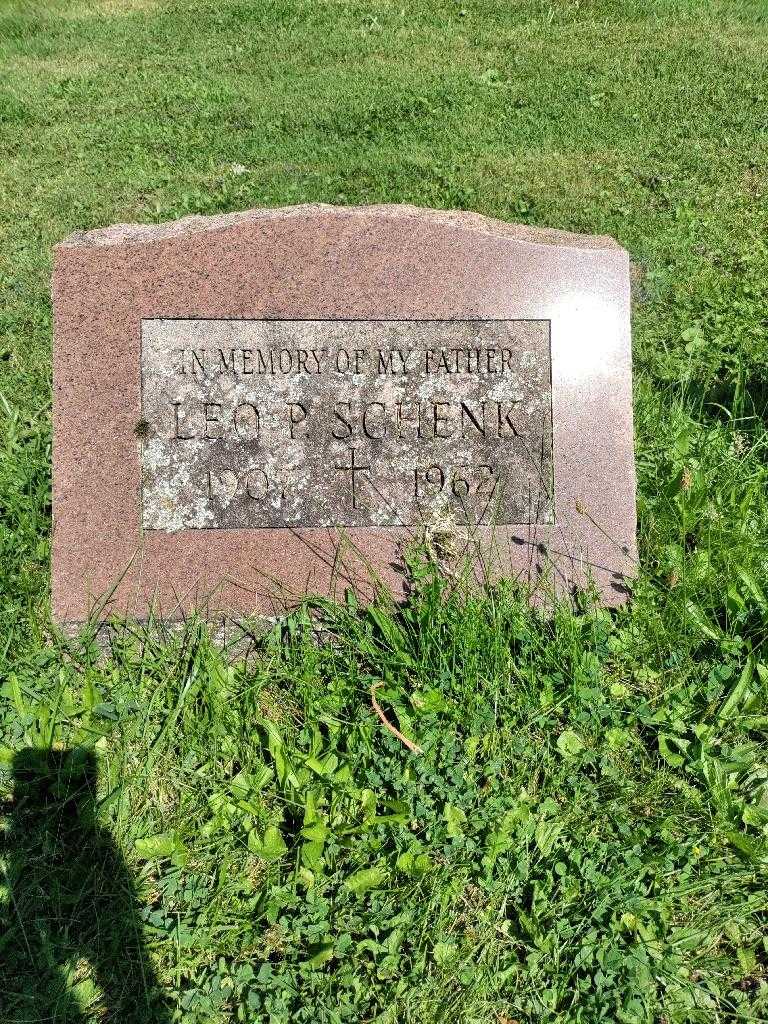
[57,204,622,251]
[56,614,333,660]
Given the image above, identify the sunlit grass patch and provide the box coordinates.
[61,0,161,17]
[3,550,768,1020]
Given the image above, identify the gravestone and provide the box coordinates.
[52,205,636,623]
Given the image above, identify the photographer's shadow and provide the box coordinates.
[1,747,171,1023]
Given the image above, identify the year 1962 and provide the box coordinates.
[413,463,502,499]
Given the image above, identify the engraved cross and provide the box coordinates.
[334,447,370,509]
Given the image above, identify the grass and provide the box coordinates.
[1,0,768,1020]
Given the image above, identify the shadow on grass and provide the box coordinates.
[0,747,171,1023]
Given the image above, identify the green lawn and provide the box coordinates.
[2,1,768,1021]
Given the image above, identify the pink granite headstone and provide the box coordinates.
[52,204,636,623]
